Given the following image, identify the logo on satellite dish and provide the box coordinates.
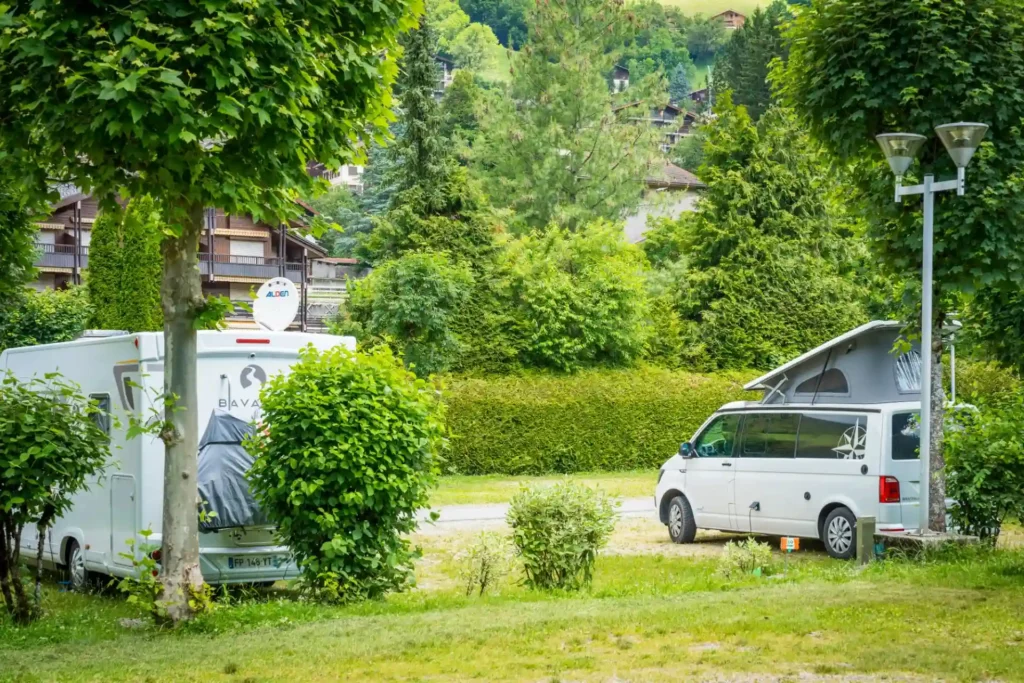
[252,277,299,332]
[240,364,267,389]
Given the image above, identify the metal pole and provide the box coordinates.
[950,340,956,405]
[919,175,934,533]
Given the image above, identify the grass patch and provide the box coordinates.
[432,470,655,506]
[654,0,765,17]
[4,544,1024,682]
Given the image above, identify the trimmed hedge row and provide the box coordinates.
[442,367,757,475]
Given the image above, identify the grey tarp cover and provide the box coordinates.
[197,410,268,530]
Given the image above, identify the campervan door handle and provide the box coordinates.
[721,462,732,467]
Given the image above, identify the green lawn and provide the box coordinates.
[432,470,655,506]
[4,542,1024,682]
[654,0,765,17]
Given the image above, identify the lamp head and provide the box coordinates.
[875,133,927,177]
[935,122,989,169]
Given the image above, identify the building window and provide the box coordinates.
[795,368,849,395]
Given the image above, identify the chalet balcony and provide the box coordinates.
[34,243,88,271]
[199,253,306,283]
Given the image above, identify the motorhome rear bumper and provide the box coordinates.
[199,545,300,585]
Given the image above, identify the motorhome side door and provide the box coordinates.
[110,475,136,568]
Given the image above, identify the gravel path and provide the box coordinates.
[417,496,655,534]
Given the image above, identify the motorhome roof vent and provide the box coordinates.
[78,330,131,339]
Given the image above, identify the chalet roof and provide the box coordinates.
[646,163,706,190]
[712,9,745,18]
[743,321,902,391]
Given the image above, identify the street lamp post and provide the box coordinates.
[876,122,989,533]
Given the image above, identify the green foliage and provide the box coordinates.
[685,15,728,61]
[718,538,775,578]
[670,98,868,370]
[467,223,651,373]
[506,482,616,591]
[443,367,755,474]
[246,345,445,603]
[777,0,1024,340]
[671,123,707,172]
[474,0,665,232]
[620,1,697,83]
[668,64,692,103]
[945,395,1024,543]
[346,252,474,376]
[87,197,163,332]
[713,0,791,121]
[459,0,529,47]
[0,373,110,624]
[456,532,515,596]
[0,0,418,225]
[0,182,36,299]
[303,186,363,257]
[0,287,92,355]
[440,69,483,146]
[397,15,448,195]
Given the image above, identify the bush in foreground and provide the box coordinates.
[444,367,755,474]
[246,345,445,603]
[507,482,616,591]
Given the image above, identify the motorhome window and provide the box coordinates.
[891,412,920,460]
[796,413,869,460]
[693,414,741,458]
[794,368,849,395]
[89,394,111,436]
[740,413,800,458]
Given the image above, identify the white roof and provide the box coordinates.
[743,320,903,391]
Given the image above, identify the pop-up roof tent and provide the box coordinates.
[197,410,268,531]
[744,321,922,405]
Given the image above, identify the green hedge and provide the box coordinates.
[442,367,757,475]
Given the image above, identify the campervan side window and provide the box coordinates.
[90,393,111,436]
[740,413,799,458]
[794,368,849,395]
[796,413,868,460]
[891,412,920,460]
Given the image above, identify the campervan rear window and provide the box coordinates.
[891,412,920,460]
[796,413,868,460]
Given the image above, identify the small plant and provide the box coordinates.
[717,538,775,578]
[506,481,616,591]
[115,529,215,624]
[456,532,516,596]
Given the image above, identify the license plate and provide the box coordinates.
[227,555,287,570]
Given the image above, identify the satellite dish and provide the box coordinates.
[252,278,299,332]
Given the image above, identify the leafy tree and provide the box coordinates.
[777,0,1024,531]
[450,22,500,72]
[671,125,707,172]
[0,182,36,300]
[440,69,483,143]
[686,16,728,61]
[0,287,92,354]
[0,373,109,625]
[475,0,665,232]
[246,345,444,602]
[477,221,652,372]
[88,197,163,332]
[620,1,696,83]
[346,251,474,375]
[668,64,692,104]
[0,0,419,623]
[713,0,790,121]
[459,0,529,47]
[670,97,868,370]
[303,186,365,257]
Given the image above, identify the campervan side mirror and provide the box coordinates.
[679,441,694,458]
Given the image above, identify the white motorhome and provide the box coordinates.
[0,330,354,588]
[655,321,935,559]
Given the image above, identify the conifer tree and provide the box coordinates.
[396,15,447,198]
[713,1,790,121]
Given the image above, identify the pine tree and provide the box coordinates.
[475,0,665,232]
[712,0,791,121]
[668,64,691,104]
[396,15,447,199]
[88,197,163,332]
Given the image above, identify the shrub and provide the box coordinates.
[345,252,474,376]
[506,482,616,591]
[718,538,775,578]
[0,286,92,354]
[0,372,109,624]
[945,394,1024,543]
[246,345,445,603]
[456,532,515,596]
[443,367,755,474]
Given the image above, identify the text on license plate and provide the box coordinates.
[227,555,287,570]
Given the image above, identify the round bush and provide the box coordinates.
[506,481,616,591]
[246,345,445,602]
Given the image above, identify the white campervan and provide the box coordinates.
[655,321,933,559]
[0,330,354,589]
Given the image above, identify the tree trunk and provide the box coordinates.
[0,519,15,617]
[158,200,205,624]
[928,325,947,532]
[8,525,30,624]
[34,508,53,614]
